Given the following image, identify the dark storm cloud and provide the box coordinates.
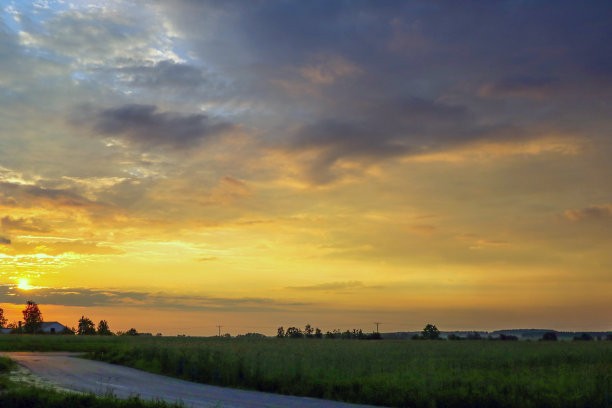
[158,0,612,181]
[288,97,497,183]
[0,285,310,312]
[147,1,612,185]
[162,0,612,84]
[82,104,236,149]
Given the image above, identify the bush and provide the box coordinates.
[574,333,593,341]
[447,334,464,340]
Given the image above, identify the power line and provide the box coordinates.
[216,325,222,337]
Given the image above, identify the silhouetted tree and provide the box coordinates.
[22,301,43,333]
[124,328,139,336]
[606,334,612,341]
[77,316,96,335]
[277,326,285,338]
[304,324,314,338]
[97,320,113,336]
[62,326,76,335]
[325,330,335,339]
[0,307,6,328]
[315,328,322,338]
[421,324,440,340]
[285,326,303,338]
[236,332,265,338]
[541,332,558,341]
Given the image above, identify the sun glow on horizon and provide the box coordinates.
[17,278,34,291]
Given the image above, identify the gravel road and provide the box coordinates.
[3,352,379,408]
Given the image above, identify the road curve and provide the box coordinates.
[3,352,380,408]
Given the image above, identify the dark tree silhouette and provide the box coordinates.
[97,320,113,335]
[315,327,323,338]
[124,328,139,336]
[285,326,303,338]
[77,316,96,335]
[304,324,314,338]
[277,326,285,338]
[541,332,558,341]
[0,307,7,328]
[22,301,43,333]
[421,324,440,340]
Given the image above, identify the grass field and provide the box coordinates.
[1,335,612,407]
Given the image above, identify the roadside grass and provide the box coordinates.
[0,388,183,408]
[2,335,612,407]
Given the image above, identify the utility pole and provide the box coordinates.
[374,322,381,333]
[216,325,222,337]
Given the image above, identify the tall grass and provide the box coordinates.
[1,335,612,407]
[0,387,183,408]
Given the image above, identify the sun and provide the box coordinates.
[17,278,34,291]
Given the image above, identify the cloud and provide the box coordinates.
[299,54,362,85]
[18,7,176,66]
[76,104,236,150]
[1,216,49,233]
[0,237,10,245]
[479,76,561,99]
[0,181,107,210]
[286,281,365,291]
[285,97,487,183]
[106,60,208,90]
[209,175,250,204]
[0,285,310,312]
[196,257,218,262]
[409,224,438,235]
[563,204,612,222]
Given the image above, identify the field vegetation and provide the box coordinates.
[1,335,612,407]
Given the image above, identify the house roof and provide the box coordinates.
[40,322,66,328]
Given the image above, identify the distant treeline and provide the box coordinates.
[276,325,382,339]
[275,324,612,342]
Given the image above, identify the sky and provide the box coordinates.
[1,0,611,336]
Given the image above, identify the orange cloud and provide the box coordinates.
[563,204,612,222]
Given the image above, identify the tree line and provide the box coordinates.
[0,301,141,336]
[276,324,382,339]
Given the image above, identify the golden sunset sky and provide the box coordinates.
[1,1,611,335]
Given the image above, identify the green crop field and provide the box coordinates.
[1,335,612,407]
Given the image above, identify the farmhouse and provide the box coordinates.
[39,322,67,334]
